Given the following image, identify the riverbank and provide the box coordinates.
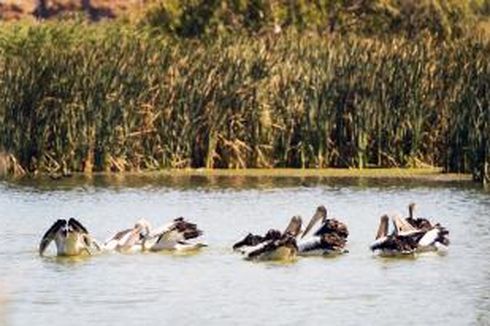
[0,167,472,183]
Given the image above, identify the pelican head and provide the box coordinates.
[375,215,389,239]
[408,202,416,219]
[59,223,70,238]
[301,205,327,239]
[60,220,83,238]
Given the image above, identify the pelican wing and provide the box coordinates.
[322,233,347,249]
[370,235,418,253]
[173,217,202,239]
[118,229,141,248]
[233,233,265,250]
[418,227,450,247]
[104,229,129,250]
[417,228,439,247]
[68,218,89,234]
[247,235,297,260]
[39,219,66,256]
[299,233,346,253]
[104,228,141,251]
[409,218,433,231]
[154,217,203,248]
[314,219,349,238]
[242,239,272,257]
[156,229,184,244]
[80,234,102,253]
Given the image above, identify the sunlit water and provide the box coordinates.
[0,175,489,326]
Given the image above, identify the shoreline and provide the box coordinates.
[3,168,472,183]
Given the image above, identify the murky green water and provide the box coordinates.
[0,175,489,325]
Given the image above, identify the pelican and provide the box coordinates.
[39,218,101,257]
[238,216,302,261]
[142,217,207,252]
[298,205,349,256]
[104,218,151,252]
[370,214,449,256]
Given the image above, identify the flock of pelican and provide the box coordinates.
[38,203,450,261]
[370,203,450,256]
[39,217,206,257]
[232,205,349,260]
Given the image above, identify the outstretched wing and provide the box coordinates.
[155,217,203,246]
[174,217,202,240]
[68,218,89,234]
[39,219,66,256]
[68,218,101,252]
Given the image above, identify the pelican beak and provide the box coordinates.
[301,207,325,239]
[284,216,302,237]
[376,215,389,239]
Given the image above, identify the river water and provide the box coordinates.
[0,175,488,326]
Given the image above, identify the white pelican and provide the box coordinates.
[237,216,302,261]
[104,218,151,252]
[298,205,349,256]
[39,218,101,257]
[142,217,207,252]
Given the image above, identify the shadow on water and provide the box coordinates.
[253,258,299,268]
[41,254,93,267]
[147,248,208,258]
[0,173,480,193]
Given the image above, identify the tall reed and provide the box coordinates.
[0,23,488,182]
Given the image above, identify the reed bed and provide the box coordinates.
[0,23,488,183]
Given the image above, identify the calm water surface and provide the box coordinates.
[0,175,489,326]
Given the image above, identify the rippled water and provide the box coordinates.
[0,175,489,326]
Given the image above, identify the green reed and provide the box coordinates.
[0,23,488,182]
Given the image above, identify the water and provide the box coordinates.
[0,175,489,326]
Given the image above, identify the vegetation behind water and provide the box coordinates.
[0,2,489,183]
